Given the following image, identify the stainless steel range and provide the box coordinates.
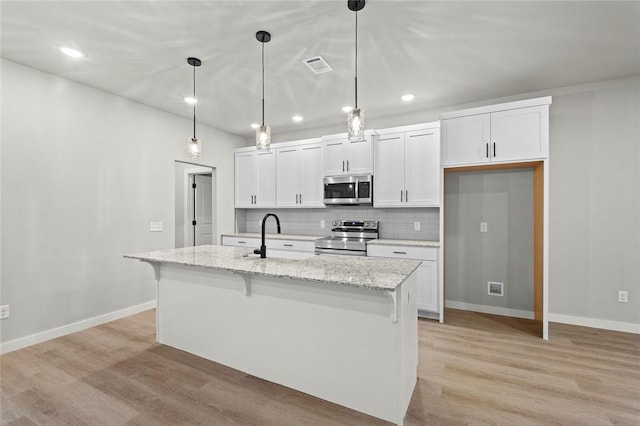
[314,220,379,256]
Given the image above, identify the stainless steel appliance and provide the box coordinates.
[323,174,373,205]
[314,220,379,256]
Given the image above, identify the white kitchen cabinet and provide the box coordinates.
[367,243,439,317]
[222,235,315,253]
[441,97,551,167]
[234,150,276,208]
[322,132,373,176]
[276,140,324,208]
[374,123,440,207]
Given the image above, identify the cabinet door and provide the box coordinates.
[323,139,346,176]
[490,105,548,162]
[373,133,405,207]
[255,151,276,207]
[441,114,491,166]
[417,260,438,313]
[345,137,373,174]
[235,152,256,208]
[405,129,440,207]
[276,147,299,207]
[298,143,324,207]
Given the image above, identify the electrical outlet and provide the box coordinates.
[0,304,10,320]
[414,221,420,231]
[618,291,629,303]
[149,222,163,232]
[480,222,488,233]
[320,220,325,229]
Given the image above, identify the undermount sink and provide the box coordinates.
[245,250,316,260]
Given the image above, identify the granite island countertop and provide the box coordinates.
[125,245,420,291]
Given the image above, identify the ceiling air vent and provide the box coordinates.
[303,56,333,74]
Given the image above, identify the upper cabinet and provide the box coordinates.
[440,97,552,167]
[276,139,324,208]
[322,132,374,176]
[234,150,276,208]
[374,123,440,207]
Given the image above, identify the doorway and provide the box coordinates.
[174,161,216,248]
[443,161,545,338]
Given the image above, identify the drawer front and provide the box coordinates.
[265,239,315,252]
[221,236,260,248]
[367,245,437,261]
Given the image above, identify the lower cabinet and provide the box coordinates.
[367,244,439,318]
[222,236,315,253]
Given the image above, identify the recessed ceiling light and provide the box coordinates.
[250,123,260,129]
[184,96,198,105]
[401,94,415,102]
[292,115,303,123]
[58,46,85,58]
[342,106,353,113]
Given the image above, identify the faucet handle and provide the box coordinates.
[253,248,261,255]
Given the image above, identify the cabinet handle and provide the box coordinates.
[486,143,489,158]
[342,160,345,172]
[299,193,302,203]
[400,190,403,202]
[493,142,496,157]
[347,160,350,171]
[283,244,293,247]
[296,194,299,204]
[393,251,407,255]
[406,190,408,202]
[238,241,246,244]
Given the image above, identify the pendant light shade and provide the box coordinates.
[347,0,365,142]
[186,57,202,160]
[256,30,272,151]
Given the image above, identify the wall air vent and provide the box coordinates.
[488,281,504,296]
[303,56,333,74]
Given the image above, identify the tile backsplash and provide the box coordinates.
[236,207,440,241]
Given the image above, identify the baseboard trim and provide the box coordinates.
[445,300,534,320]
[0,300,157,354]
[548,313,640,334]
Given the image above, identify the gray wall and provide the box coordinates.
[444,169,534,315]
[266,76,640,326]
[0,59,245,343]
[237,208,440,241]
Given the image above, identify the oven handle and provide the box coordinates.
[314,247,366,256]
[355,178,359,199]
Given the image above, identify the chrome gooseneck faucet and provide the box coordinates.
[254,213,281,258]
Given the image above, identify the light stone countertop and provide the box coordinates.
[221,233,325,242]
[368,239,441,248]
[125,245,420,291]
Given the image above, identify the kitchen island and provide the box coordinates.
[125,245,420,425]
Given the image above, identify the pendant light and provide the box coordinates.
[256,30,272,151]
[186,57,202,160]
[347,0,365,142]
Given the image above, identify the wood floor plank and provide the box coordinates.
[2,307,639,425]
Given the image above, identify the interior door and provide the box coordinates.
[194,174,213,245]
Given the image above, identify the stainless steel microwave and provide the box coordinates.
[323,174,373,205]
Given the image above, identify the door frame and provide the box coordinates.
[183,167,214,247]
[174,161,216,248]
[441,160,548,339]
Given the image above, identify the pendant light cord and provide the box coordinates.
[261,41,265,126]
[192,64,196,139]
[354,9,358,109]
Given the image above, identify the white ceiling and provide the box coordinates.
[2,1,639,138]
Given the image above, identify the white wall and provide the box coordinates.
[0,59,245,344]
[270,76,640,329]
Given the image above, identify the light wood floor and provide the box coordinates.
[2,309,639,425]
